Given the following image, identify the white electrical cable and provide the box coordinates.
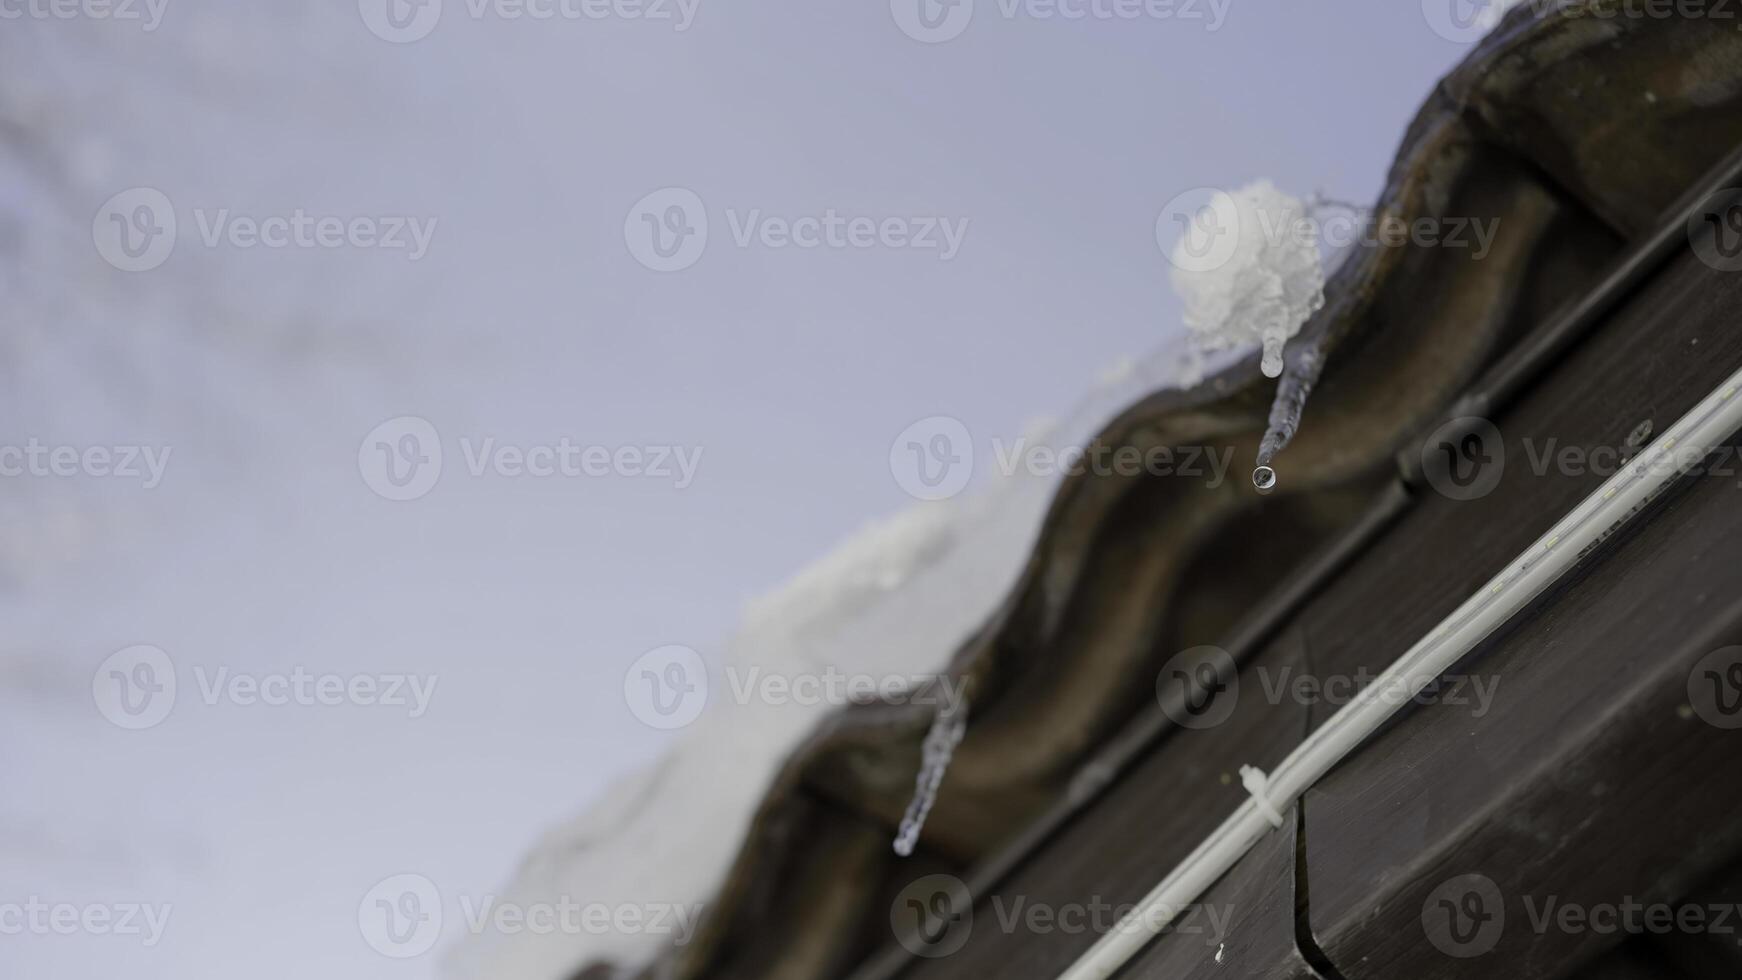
[1056,363,1742,980]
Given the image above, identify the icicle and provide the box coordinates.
[1252,334,1327,493]
[892,692,970,857]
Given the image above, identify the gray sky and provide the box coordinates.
[1,1,1492,977]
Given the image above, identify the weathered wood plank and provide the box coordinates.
[892,636,1311,980]
[1119,795,1312,980]
[1293,249,1742,977]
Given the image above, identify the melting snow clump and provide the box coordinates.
[1169,179,1326,378]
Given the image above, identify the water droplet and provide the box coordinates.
[1252,466,1276,492]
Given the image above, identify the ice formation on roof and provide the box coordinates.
[1168,180,1326,378]
[1252,332,1327,492]
[448,349,1209,980]
[892,693,970,856]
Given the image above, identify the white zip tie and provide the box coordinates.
[1239,765,1285,829]
[1054,359,1742,980]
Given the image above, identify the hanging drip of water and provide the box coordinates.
[892,690,970,857]
[1252,334,1328,493]
[1248,193,1363,491]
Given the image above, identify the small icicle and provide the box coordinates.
[1252,334,1328,493]
[892,691,970,857]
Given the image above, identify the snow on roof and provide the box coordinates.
[442,348,1196,980]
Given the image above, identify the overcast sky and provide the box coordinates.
[1,2,1491,977]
